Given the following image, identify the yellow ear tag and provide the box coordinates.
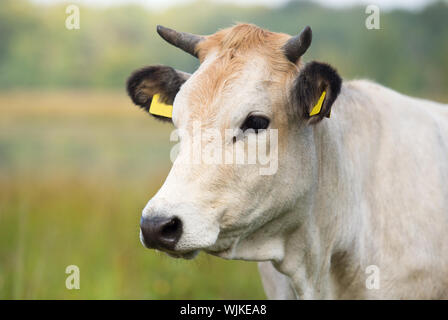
[149,94,173,118]
[309,91,326,116]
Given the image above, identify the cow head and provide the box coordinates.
[127,24,341,260]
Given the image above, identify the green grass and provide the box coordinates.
[0,91,265,299]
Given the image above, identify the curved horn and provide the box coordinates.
[156,25,204,58]
[283,26,312,63]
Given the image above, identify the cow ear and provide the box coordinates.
[126,65,190,122]
[292,61,342,125]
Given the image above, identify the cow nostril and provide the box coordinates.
[161,217,182,240]
[140,215,182,250]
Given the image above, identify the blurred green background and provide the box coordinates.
[0,0,447,299]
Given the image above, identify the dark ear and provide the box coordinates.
[126,65,190,122]
[292,61,342,125]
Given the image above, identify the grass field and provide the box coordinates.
[0,91,265,299]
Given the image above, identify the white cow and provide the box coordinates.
[126,24,448,299]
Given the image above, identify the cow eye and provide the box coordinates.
[241,115,270,133]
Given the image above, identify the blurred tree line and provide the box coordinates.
[0,0,447,101]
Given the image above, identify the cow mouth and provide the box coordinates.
[162,246,231,260]
[147,234,237,260]
[155,245,235,260]
[165,250,199,260]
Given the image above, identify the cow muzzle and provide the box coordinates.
[140,215,182,250]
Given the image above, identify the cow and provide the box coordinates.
[126,23,448,299]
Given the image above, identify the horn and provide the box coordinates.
[283,26,312,63]
[156,25,205,58]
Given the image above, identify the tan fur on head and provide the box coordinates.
[186,24,301,122]
[197,23,297,70]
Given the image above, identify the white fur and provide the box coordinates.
[142,52,448,299]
